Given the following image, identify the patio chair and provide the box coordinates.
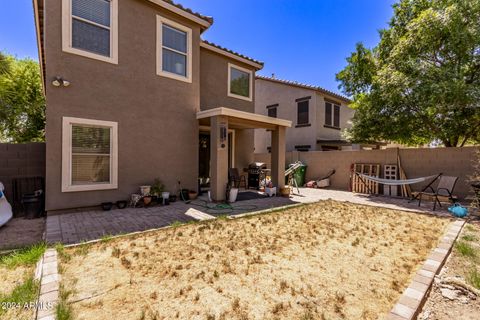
[417,175,458,211]
[228,168,247,189]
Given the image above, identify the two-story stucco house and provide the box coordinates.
[33,0,291,212]
[255,76,362,153]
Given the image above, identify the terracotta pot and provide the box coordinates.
[280,187,291,197]
[188,191,198,200]
[143,196,152,205]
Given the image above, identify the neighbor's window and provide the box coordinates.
[157,15,192,82]
[297,100,309,125]
[62,117,118,192]
[325,102,340,128]
[62,0,118,63]
[267,104,278,118]
[228,63,253,101]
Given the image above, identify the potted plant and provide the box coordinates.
[150,179,164,204]
[280,186,291,197]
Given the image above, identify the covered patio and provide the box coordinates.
[196,107,292,201]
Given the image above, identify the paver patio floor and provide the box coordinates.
[0,217,45,250]
[42,188,466,246]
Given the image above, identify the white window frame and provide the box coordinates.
[156,15,192,83]
[62,0,118,64]
[62,117,118,192]
[227,63,253,102]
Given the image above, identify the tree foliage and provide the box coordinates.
[337,0,480,147]
[0,52,45,143]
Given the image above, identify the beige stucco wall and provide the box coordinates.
[200,48,257,172]
[315,95,354,142]
[254,79,354,153]
[254,79,317,152]
[44,0,202,211]
[200,48,255,112]
[254,147,479,199]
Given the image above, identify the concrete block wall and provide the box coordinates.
[0,143,46,200]
[254,147,479,199]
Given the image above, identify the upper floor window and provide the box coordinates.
[228,63,253,101]
[62,0,118,64]
[267,104,278,118]
[296,97,310,127]
[325,102,340,129]
[157,15,192,83]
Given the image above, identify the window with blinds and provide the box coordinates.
[267,106,277,118]
[71,125,111,185]
[62,117,118,192]
[71,0,112,57]
[325,102,341,128]
[297,100,309,125]
[162,24,188,77]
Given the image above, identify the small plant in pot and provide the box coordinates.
[150,178,165,204]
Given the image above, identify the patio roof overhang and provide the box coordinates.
[196,107,292,130]
[197,107,290,202]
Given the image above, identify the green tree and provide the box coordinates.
[0,52,45,143]
[337,0,480,147]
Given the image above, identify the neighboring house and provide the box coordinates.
[254,76,383,153]
[33,0,291,212]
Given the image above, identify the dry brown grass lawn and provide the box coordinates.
[59,200,449,320]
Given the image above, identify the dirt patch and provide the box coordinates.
[60,200,449,320]
[0,265,33,296]
[419,222,480,320]
[0,217,45,250]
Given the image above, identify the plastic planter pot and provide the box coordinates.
[101,202,113,211]
[116,200,127,209]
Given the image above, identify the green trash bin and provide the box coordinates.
[285,163,307,187]
[293,164,307,187]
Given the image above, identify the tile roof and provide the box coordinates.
[256,75,351,103]
[201,40,264,67]
[163,0,213,25]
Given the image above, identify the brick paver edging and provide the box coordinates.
[385,219,465,320]
[34,248,60,320]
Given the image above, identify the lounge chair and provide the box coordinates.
[417,175,458,210]
[228,168,247,189]
[0,182,13,227]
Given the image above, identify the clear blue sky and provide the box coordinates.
[0,0,396,94]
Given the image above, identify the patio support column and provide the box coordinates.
[210,115,229,201]
[271,125,286,190]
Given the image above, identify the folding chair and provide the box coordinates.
[418,175,458,211]
[228,168,247,189]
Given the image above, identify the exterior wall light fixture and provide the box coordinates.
[52,77,70,87]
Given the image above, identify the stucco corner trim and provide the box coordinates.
[61,117,118,193]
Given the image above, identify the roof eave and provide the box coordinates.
[256,76,351,104]
[32,0,45,92]
[200,41,264,70]
[147,0,212,30]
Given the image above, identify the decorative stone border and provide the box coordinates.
[385,219,465,320]
[34,248,60,320]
